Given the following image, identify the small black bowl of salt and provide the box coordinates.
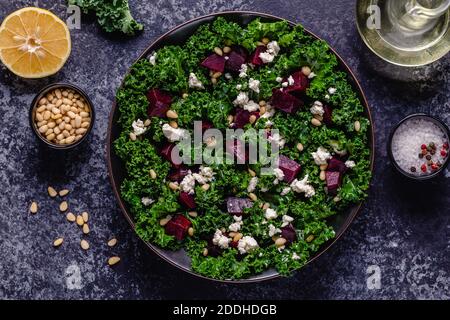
[388,114,450,181]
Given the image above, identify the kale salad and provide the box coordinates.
[113,17,372,280]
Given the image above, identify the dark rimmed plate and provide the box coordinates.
[106,11,375,283]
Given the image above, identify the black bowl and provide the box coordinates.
[388,113,450,181]
[30,83,95,150]
[106,11,375,283]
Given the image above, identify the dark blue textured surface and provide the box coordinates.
[0,0,449,299]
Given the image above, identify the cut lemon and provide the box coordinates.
[0,7,71,79]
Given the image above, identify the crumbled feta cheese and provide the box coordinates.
[188,72,204,89]
[239,64,248,78]
[148,52,157,65]
[236,84,242,90]
[308,72,316,79]
[141,197,154,206]
[259,52,275,64]
[273,168,285,185]
[213,230,231,249]
[224,56,229,60]
[162,123,189,142]
[229,215,243,232]
[290,175,316,198]
[260,103,275,119]
[199,166,214,179]
[268,132,285,149]
[345,160,356,168]
[328,87,337,95]
[247,177,258,193]
[265,120,273,127]
[276,76,283,83]
[233,92,249,106]
[237,236,259,254]
[268,224,281,237]
[225,73,232,80]
[280,187,291,196]
[287,75,295,86]
[264,208,278,220]
[243,100,260,112]
[132,119,147,136]
[292,252,301,260]
[325,94,330,100]
[266,41,280,55]
[310,101,324,116]
[281,82,288,88]
[248,78,260,93]
[260,187,269,193]
[311,146,332,165]
[281,215,294,227]
[180,172,195,195]
[192,173,208,185]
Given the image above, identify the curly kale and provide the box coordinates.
[68,0,143,36]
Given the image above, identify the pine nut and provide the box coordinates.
[275,237,287,247]
[212,72,222,79]
[129,132,137,141]
[248,168,256,177]
[354,120,361,132]
[296,143,304,152]
[59,201,68,212]
[67,111,76,119]
[75,116,82,128]
[223,46,231,54]
[259,106,266,115]
[82,223,90,234]
[188,227,194,237]
[39,98,48,105]
[76,215,84,226]
[53,238,64,247]
[159,215,172,226]
[333,196,341,203]
[51,114,62,120]
[182,93,189,99]
[75,128,87,135]
[306,235,315,242]
[301,66,311,76]
[65,136,75,144]
[166,110,178,119]
[248,192,257,201]
[62,90,68,97]
[80,239,89,250]
[214,47,223,56]
[80,111,89,118]
[320,170,326,181]
[233,233,243,242]
[211,77,217,85]
[47,121,56,129]
[46,133,56,141]
[229,232,236,238]
[64,124,72,131]
[149,169,157,179]
[82,211,89,223]
[81,121,90,128]
[108,256,121,266]
[37,120,47,127]
[63,98,73,105]
[56,134,64,141]
[320,164,328,171]
[48,186,57,198]
[30,202,38,214]
[38,125,48,133]
[311,118,322,127]
[201,184,210,191]
[107,238,117,247]
[144,119,151,126]
[188,211,198,218]
[261,37,270,44]
[55,89,62,99]
[66,212,76,222]
[76,101,84,109]
[227,115,234,124]
[314,114,323,121]
[262,202,270,210]
[203,248,208,256]
[249,115,257,124]
[169,121,178,129]
[46,94,54,101]
[37,105,46,113]
[168,182,179,190]
[59,189,69,197]
[36,113,43,122]
[68,92,74,100]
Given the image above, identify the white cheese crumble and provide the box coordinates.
[162,123,189,142]
[188,72,204,89]
[276,76,283,83]
[267,41,280,55]
[193,166,215,185]
[310,100,324,116]
[264,208,278,220]
[247,177,258,193]
[225,73,232,80]
[290,175,316,198]
[268,224,281,237]
[268,132,286,149]
[248,78,260,93]
[259,41,280,64]
[237,236,259,254]
[287,75,295,86]
[212,230,231,249]
[292,253,301,260]
[311,146,332,165]
[328,87,337,95]
[259,51,275,64]
[325,94,330,100]
[273,168,285,185]
[132,119,147,136]
[229,215,243,232]
[281,187,291,196]
[233,91,249,106]
[141,197,154,206]
[180,172,195,195]
[239,64,248,78]
[345,160,356,168]
[281,82,288,88]
[281,214,294,227]
[148,52,157,65]
[308,72,316,79]
[236,84,242,90]
[260,103,275,119]
[243,100,260,112]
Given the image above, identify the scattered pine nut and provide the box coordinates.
[248,168,256,177]
[202,248,208,256]
[59,201,68,212]
[311,118,322,127]
[129,132,137,141]
[188,211,198,218]
[81,211,89,223]
[107,238,117,247]
[233,233,243,242]
[169,121,178,129]
[248,192,257,201]
[223,46,231,54]
[47,186,57,198]
[214,47,223,56]
[301,66,312,77]
[249,115,257,124]
[320,164,328,171]
[159,215,172,226]
[188,227,194,237]
[108,256,121,266]
[144,119,151,127]
[306,235,315,242]
[80,239,89,250]
[76,215,84,226]
[166,110,178,119]
[53,238,64,247]
[261,37,270,44]
[262,202,270,210]
[201,184,210,191]
[320,170,326,181]
[30,202,38,214]
[296,143,304,152]
[354,120,361,132]
[149,169,157,179]
[168,182,179,191]
[82,223,90,234]
[66,212,76,222]
[275,237,287,247]
[182,93,189,99]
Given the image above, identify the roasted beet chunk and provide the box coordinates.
[160,143,181,168]
[147,88,172,117]
[201,120,214,132]
[249,45,266,66]
[168,167,190,182]
[226,197,253,216]
[164,214,191,241]
[283,71,309,95]
[201,53,226,73]
[226,139,248,164]
[270,89,304,114]
[233,108,250,129]
[326,171,342,195]
[225,50,246,73]
[327,157,347,173]
[278,155,301,183]
[207,240,223,257]
[281,224,297,244]
[322,105,333,125]
[179,192,196,209]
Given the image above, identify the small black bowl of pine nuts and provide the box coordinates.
[30,83,95,149]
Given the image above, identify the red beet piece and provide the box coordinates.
[201,53,226,73]
[160,143,181,168]
[278,155,301,183]
[326,171,342,194]
[283,71,309,95]
[226,197,253,215]
[249,45,266,66]
[164,214,192,241]
[147,88,172,117]
[322,105,333,125]
[201,120,214,132]
[327,157,347,173]
[226,139,248,164]
[233,108,250,129]
[270,89,304,114]
[207,241,223,257]
[225,50,246,73]
[281,224,297,244]
[168,167,190,182]
[179,192,196,209]
[230,241,239,249]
